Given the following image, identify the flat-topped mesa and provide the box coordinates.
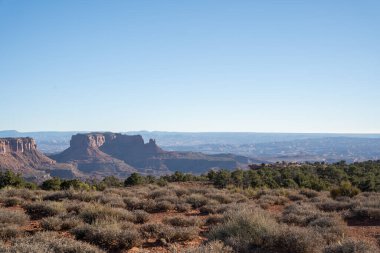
[68,132,162,152]
[69,133,108,149]
[0,138,37,154]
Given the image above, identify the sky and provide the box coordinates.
[0,0,379,133]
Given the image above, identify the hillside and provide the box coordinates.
[0,138,82,181]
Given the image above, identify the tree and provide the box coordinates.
[124,173,144,187]
[213,169,231,188]
[0,170,26,188]
[41,177,61,190]
[60,179,90,191]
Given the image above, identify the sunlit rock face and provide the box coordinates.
[0,138,37,154]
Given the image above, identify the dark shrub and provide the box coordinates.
[133,210,150,224]
[124,173,145,187]
[331,181,360,199]
[186,194,209,208]
[3,197,23,207]
[324,240,377,253]
[41,178,62,191]
[0,225,21,240]
[23,201,65,219]
[163,216,201,227]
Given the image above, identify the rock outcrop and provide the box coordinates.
[0,137,83,181]
[0,138,37,154]
[51,132,245,177]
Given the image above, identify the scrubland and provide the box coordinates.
[0,182,379,253]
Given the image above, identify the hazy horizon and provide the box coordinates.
[1,1,379,133]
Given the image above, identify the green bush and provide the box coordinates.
[331,181,360,199]
[0,170,27,189]
[41,178,62,191]
[124,173,145,187]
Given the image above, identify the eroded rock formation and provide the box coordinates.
[51,132,245,176]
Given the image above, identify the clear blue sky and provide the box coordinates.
[1,0,379,133]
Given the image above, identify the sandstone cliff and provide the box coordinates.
[0,137,83,181]
[51,132,242,176]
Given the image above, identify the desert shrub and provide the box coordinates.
[347,206,380,221]
[99,193,125,208]
[2,231,104,253]
[288,193,307,201]
[281,203,344,243]
[71,224,141,251]
[186,194,209,208]
[123,196,145,210]
[331,181,360,199]
[158,225,198,244]
[148,189,174,199]
[4,188,36,200]
[152,200,175,212]
[133,210,150,224]
[23,201,65,219]
[205,192,233,204]
[69,191,101,202]
[258,195,288,209]
[184,240,233,253]
[173,187,189,197]
[79,204,135,224]
[317,200,355,212]
[308,216,345,244]
[281,203,328,226]
[43,191,71,201]
[206,214,224,225]
[300,189,320,198]
[208,206,327,253]
[163,216,201,227]
[199,205,219,214]
[207,208,278,252]
[140,223,198,243]
[0,225,21,241]
[140,223,163,239]
[41,216,64,231]
[0,209,29,225]
[267,225,325,253]
[175,203,192,212]
[324,239,378,253]
[2,197,23,207]
[63,200,89,214]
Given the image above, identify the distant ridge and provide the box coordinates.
[50,132,250,177]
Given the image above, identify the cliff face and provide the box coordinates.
[52,132,242,177]
[0,138,37,154]
[0,137,81,181]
